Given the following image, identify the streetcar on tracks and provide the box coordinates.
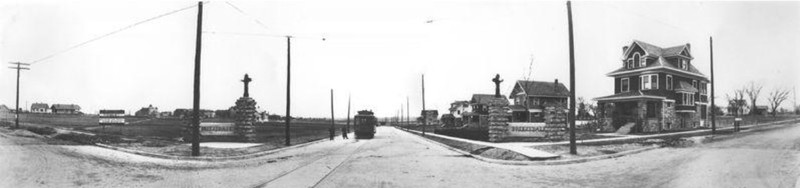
[353,110,377,139]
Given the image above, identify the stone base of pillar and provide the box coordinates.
[233,97,259,142]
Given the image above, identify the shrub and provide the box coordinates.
[26,126,57,135]
[54,133,123,145]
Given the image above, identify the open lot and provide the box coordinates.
[0,112,349,156]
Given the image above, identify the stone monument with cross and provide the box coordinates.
[487,74,511,142]
[232,74,259,142]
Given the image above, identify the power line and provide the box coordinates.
[203,31,326,41]
[225,1,271,32]
[30,3,202,65]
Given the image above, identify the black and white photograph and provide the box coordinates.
[1,0,799,187]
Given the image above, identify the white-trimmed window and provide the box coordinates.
[640,74,658,90]
[633,53,641,68]
[640,56,647,67]
[692,80,697,91]
[680,59,688,70]
[627,59,633,69]
[681,92,695,106]
[621,78,630,92]
[699,81,707,94]
[666,75,673,90]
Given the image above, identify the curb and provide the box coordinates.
[395,127,661,165]
[93,138,328,162]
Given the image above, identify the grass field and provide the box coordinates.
[1,112,346,143]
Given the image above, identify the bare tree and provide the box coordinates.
[743,82,764,115]
[726,89,747,117]
[767,87,791,117]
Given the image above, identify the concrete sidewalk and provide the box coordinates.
[402,128,560,159]
[401,117,800,159]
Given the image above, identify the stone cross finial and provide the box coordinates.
[492,74,503,98]
[242,74,252,97]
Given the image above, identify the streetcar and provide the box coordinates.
[353,110,377,139]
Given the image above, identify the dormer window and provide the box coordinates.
[627,59,633,69]
[680,59,688,70]
[633,53,641,68]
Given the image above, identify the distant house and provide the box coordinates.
[752,106,768,116]
[462,94,509,124]
[157,111,171,117]
[508,79,570,122]
[448,101,471,119]
[420,110,439,124]
[135,104,159,117]
[0,105,10,113]
[30,103,49,113]
[51,104,81,114]
[595,40,709,133]
[173,108,215,119]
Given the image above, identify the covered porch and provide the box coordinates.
[595,92,671,133]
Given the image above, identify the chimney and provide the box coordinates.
[554,79,559,92]
[685,43,691,51]
[622,46,629,56]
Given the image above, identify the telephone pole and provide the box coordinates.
[566,1,577,155]
[285,36,292,146]
[710,37,716,134]
[8,62,30,129]
[400,103,404,129]
[421,74,427,136]
[406,96,410,130]
[190,1,203,156]
[346,94,351,135]
[330,89,335,140]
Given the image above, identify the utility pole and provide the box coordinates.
[8,62,29,129]
[400,104,404,130]
[566,1,577,155]
[285,36,292,146]
[346,94,351,135]
[421,74,427,136]
[190,1,203,156]
[330,89,335,140]
[710,37,716,134]
[406,96,410,131]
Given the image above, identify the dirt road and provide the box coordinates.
[1,123,799,187]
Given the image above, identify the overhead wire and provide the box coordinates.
[29,2,203,65]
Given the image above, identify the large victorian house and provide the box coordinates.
[595,40,709,133]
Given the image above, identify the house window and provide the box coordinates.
[640,74,658,90]
[627,59,633,69]
[640,57,647,67]
[621,78,630,92]
[681,59,688,70]
[692,80,697,91]
[666,75,673,90]
[681,93,695,105]
[633,53,640,68]
[699,82,707,94]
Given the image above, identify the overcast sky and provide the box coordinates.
[1,0,798,118]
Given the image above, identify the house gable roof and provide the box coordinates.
[470,94,509,105]
[510,80,570,98]
[31,103,49,109]
[611,40,706,80]
[51,104,81,110]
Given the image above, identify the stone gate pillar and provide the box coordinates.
[487,98,510,142]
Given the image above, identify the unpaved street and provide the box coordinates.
[2,123,800,188]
